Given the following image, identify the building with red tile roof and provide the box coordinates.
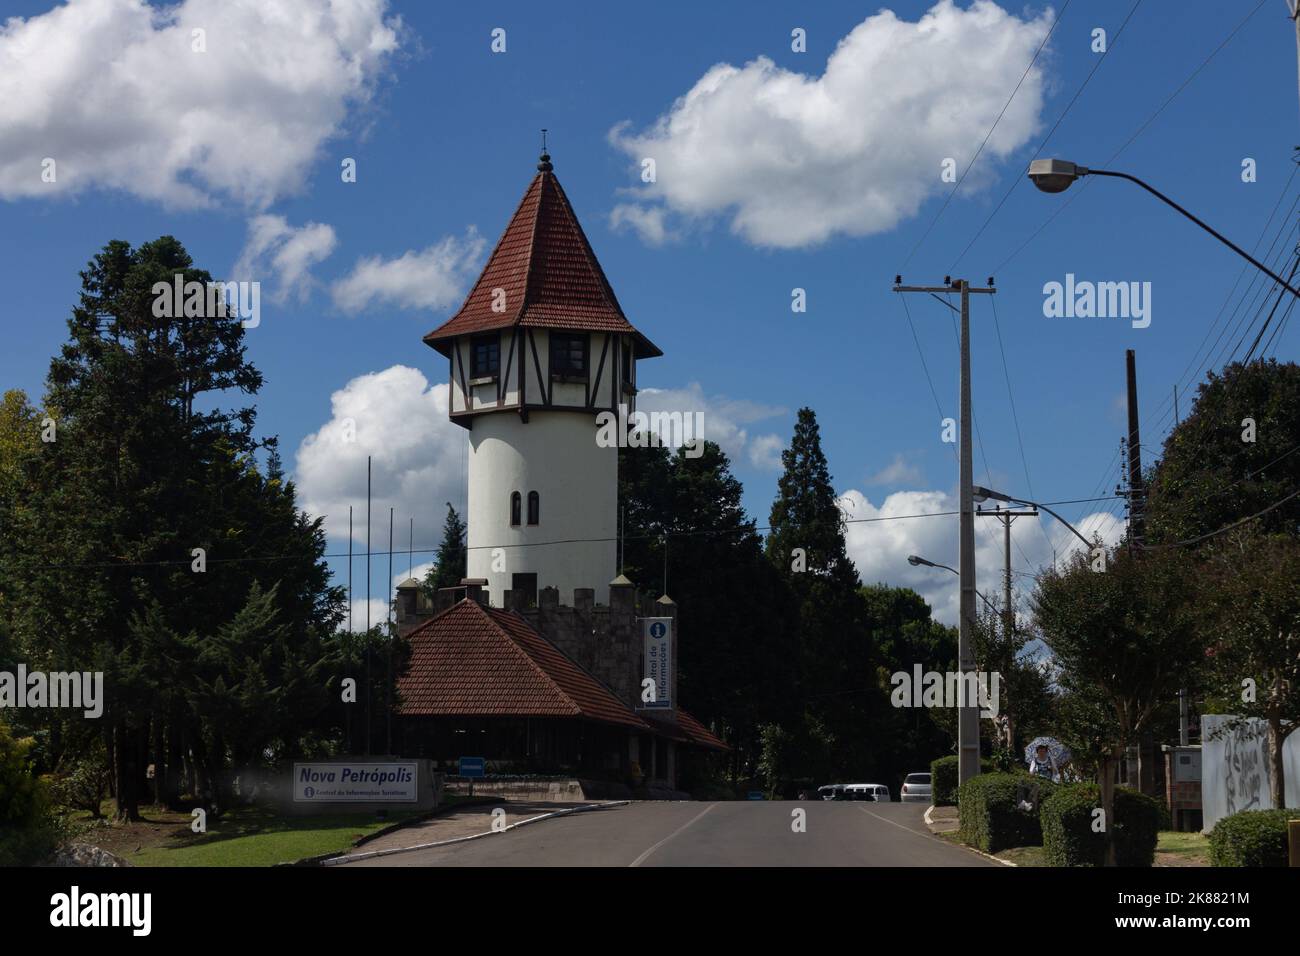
[397,153,726,793]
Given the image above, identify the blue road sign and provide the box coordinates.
[458,757,486,778]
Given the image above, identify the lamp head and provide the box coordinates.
[1028,158,1087,194]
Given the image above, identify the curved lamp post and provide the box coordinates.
[1027,159,1300,301]
[971,486,1095,553]
[907,554,1001,616]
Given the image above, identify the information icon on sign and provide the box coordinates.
[650,622,666,638]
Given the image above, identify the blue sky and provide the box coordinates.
[2,0,1295,624]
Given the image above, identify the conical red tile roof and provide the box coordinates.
[423,155,661,359]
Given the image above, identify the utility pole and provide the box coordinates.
[1122,351,1159,794]
[977,504,1036,753]
[894,276,996,785]
[1173,385,1190,745]
[1124,349,1146,548]
[365,455,372,757]
[387,506,394,756]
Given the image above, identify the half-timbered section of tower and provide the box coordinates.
[423,151,661,607]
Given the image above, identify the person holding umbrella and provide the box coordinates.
[1025,737,1070,783]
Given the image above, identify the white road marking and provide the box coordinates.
[858,805,1012,866]
[628,802,718,867]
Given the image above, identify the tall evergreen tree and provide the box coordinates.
[2,238,343,819]
[424,503,467,594]
[765,408,873,780]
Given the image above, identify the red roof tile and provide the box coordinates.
[397,599,650,730]
[675,709,731,752]
[423,159,661,358]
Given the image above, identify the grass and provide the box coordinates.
[71,801,428,867]
[995,845,1046,866]
[1155,829,1209,866]
[938,827,1208,867]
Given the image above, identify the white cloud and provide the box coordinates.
[867,452,924,486]
[344,597,391,633]
[840,487,1124,627]
[293,365,467,549]
[608,0,1052,248]
[0,0,402,208]
[233,214,337,303]
[610,202,674,245]
[331,228,486,312]
[747,433,785,471]
[637,382,786,470]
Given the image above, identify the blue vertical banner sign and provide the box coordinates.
[640,617,672,710]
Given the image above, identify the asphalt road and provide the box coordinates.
[340,799,999,867]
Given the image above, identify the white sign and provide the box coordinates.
[292,761,418,803]
[1200,715,1300,831]
[641,617,672,710]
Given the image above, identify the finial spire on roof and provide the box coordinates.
[538,128,552,172]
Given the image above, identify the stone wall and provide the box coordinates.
[395,576,677,717]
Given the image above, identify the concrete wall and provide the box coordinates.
[1200,714,1300,831]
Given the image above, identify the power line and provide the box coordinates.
[10,496,1124,573]
[901,0,1071,270]
[1142,488,1300,550]
[951,0,1145,271]
[992,0,1270,275]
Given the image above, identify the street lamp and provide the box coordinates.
[908,553,956,574]
[908,555,1000,616]
[1026,159,1300,301]
[971,486,1095,552]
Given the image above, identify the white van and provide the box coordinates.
[840,783,890,802]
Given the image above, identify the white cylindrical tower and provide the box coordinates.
[467,410,616,605]
[422,151,661,608]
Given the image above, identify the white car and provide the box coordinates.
[900,772,932,803]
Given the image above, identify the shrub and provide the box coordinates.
[0,722,60,865]
[957,772,1056,852]
[1208,809,1300,867]
[48,752,111,819]
[931,755,996,806]
[1041,783,1163,867]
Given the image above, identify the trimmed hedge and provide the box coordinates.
[1041,783,1163,867]
[930,755,996,806]
[1208,809,1300,867]
[957,772,1056,853]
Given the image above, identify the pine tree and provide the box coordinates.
[3,237,343,819]
[765,407,873,781]
[425,503,467,594]
[766,408,858,586]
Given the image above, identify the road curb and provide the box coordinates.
[320,800,631,866]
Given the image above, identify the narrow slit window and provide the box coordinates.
[527,491,539,525]
[510,491,521,527]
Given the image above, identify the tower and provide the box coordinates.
[423,150,661,607]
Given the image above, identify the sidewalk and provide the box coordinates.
[332,800,611,862]
[923,804,959,834]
